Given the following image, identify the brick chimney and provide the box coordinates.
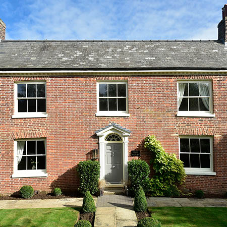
[218,5,227,44]
[0,19,6,40]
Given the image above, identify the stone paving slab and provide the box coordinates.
[94,206,137,227]
[147,197,227,207]
[116,207,137,227]
[94,195,137,227]
[94,207,116,227]
[96,195,133,208]
[0,198,87,209]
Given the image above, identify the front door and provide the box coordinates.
[105,143,123,184]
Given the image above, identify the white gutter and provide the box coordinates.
[1,69,227,76]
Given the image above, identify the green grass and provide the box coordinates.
[0,207,80,227]
[149,207,227,227]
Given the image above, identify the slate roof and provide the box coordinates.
[0,40,227,70]
[95,123,131,134]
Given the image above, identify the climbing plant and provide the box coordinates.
[144,135,186,196]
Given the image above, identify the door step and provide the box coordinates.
[103,185,125,195]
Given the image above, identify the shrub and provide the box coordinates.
[82,191,96,213]
[77,160,100,195]
[53,187,62,196]
[128,159,150,195]
[134,186,147,212]
[195,190,204,199]
[74,220,92,227]
[144,135,186,196]
[20,185,34,199]
[137,217,162,227]
[164,185,180,197]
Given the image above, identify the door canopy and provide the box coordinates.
[96,122,131,139]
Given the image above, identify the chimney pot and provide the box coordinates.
[0,19,6,40]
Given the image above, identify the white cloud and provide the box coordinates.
[189,24,218,40]
[4,0,226,40]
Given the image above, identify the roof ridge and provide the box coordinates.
[1,39,219,43]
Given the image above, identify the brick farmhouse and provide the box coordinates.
[0,5,227,195]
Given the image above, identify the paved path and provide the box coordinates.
[147,197,227,207]
[0,198,85,209]
[0,196,226,227]
[94,195,137,227]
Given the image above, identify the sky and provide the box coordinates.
[0,0,226,40]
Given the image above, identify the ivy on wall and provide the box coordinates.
[144,135,186,196]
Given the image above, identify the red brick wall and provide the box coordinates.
[0,74,226,195]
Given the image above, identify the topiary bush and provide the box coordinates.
[144,135,186,197]
[134,186,147,212]
[53,187,62,196]
[195,190,204,199]
[137,217,162,227]
[74,220,92,227]
[128,159,150,195]
[77,160,100,195]
[82,191,96,213]
[20,185,34,199]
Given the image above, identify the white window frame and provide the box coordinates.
[179,136,216,175]
[177,81,215,117]
[12,139,48,178]
[96,81,130,117]
[12,81,48,118]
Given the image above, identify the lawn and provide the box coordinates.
[150,207,227,227]
[0,207,80,227]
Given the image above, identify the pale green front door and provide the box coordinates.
[105,143,123,184]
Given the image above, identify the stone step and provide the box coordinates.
[103,185,125,195]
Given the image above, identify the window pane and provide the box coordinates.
[37,156,46,169]
[27,141,36,155]
[27,84,36,97]
[200,139,210,153]
[99,98,108,111]
[190,139,200,153]
[17,141,26,155]
[99,84,107,97]
[118,98,126,111]
[108,84,116,97]
[190,154,200,168]
[109,98,117,111]
[200,82,210,96]
[179,83,188,96]
[201,154,210,168]
[199,98,209,111]
[189,98,199,111]
[180,138,190,152]
[180,154,190,167]
[28,99,36,112]
[18,156,26,170]
[18,99,27,112]
[118,84,126,97]
[189,83,199,96]
[27,156,36,170]
[37,99,46,112]
[18,84,26,97]
[37,141,45,154]
[37,84,45,97]
[179,98,188,111]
